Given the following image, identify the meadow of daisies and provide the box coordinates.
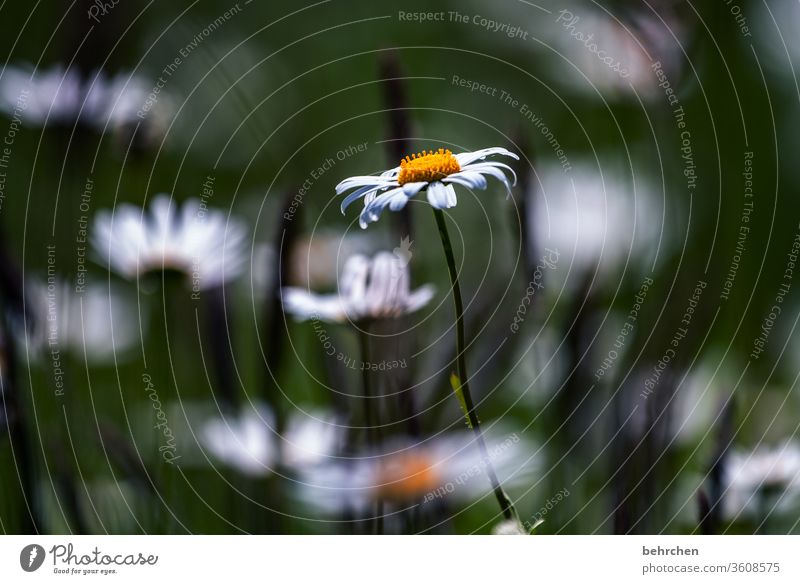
[0,0,799,536]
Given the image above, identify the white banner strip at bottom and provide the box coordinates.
[0,536,797,582]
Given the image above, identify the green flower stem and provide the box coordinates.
[433,208,517,522]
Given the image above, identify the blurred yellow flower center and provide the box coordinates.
[397,149,460,185]
[375,452,441,499]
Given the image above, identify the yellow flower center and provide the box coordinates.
[397,148,460,185]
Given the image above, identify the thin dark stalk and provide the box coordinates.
[378,52,414,242]
[52,441,89,534]
[510,125,537,287]
[357,326,384,534]
[155,276,182,533]
[204,286,239,413]
[262,188,302,411]
[706,395,734,532]
[432,208,517,521]
[378,55,419,438]
[1,302,39,533]
[1,383,38,533]
[357,329,377,442]
[696,490,713,535]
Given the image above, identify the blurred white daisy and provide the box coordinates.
[282,251,434,323]
[92,194,248,290]
[280,409,346,468]
[200,404,343,476]
[200,405,277,477]
[287,230,376,290]
[724,441,800,519]
[338,147,518,228]
[492,518,529,535]
[297,432,536,515]
[26,280,142,363]
[0,64,83,123]
[84,71,162,130]
[543,6,687,100]
[531,162,659,281]
[0,64,174,134]
[753,2,800,78]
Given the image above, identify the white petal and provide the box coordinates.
[401,181,427,196]
[362,253,404,317]
[335,176,394,194]
[406,284,435,313]
[282,288,346,323]
[463,161,518,186]
[340,184,381,213]
[359,187,405,228]
[443,171,488,190]
[339,254,370,307]
[454,147,519,167]
[426,181,456,209]
[480,167,513,197]
[444,183,457,207]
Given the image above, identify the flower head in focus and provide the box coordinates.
[92,194,247,290]
[338,147,518,228]
[282,251,434,324]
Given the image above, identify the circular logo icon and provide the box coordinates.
[19,544,45,572]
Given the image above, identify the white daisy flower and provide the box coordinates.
[297,432,535,515]
[92,194,247,290]
[200,405,277,477]
[724,441,800,519]
[338,147,518,228]
[282,251,434,324]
